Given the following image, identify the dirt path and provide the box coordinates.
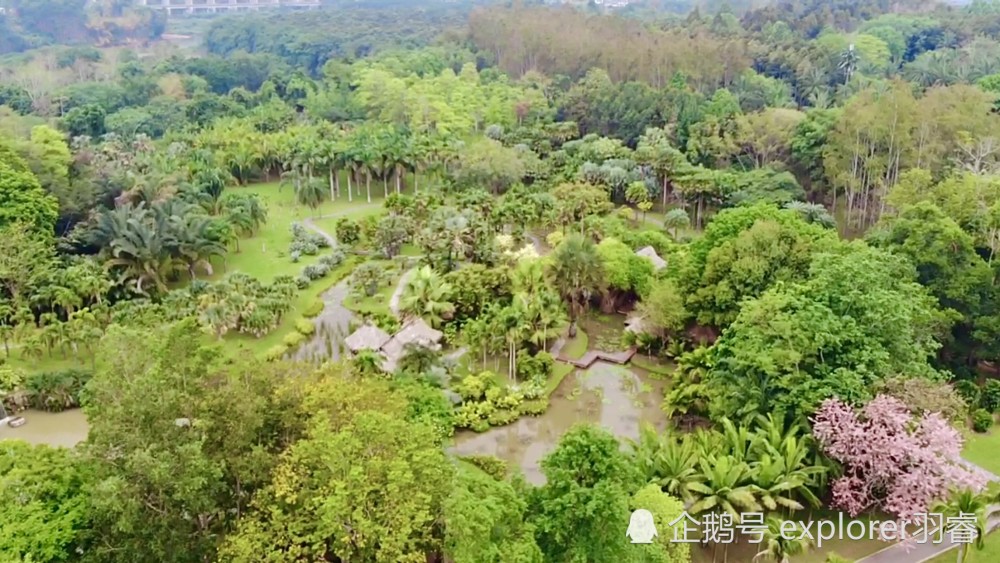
[389,267,417,318]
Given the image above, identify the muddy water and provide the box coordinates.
[0,409,89,447]
[293,280,355,363]
[453,362,667,484]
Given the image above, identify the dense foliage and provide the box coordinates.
[3,0,1000,560]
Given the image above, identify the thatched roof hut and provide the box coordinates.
[344,323,392,354]
[636,246,667,271]
[380,318,443,372]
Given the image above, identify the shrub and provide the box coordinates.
[954,379,981,409]
[982,380,1000,412]
[517,398,549,416]
[283,331,307,349]
[290,250,301,263]
[517,351,554,382]
[302,264,326,281]
[487,409,519,427]
[456,372,493,402]
[295,318,316,336]
[335,217,361,245]
[460,455,508,480]
[264,344,289,362]
[22,369,93,412]
[319,249,346,268]
[303,299,324,317]
[973,409,994,433]
[295,275,311,289]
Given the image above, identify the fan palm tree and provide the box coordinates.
[399,266,455,329]
[547,234,605,332]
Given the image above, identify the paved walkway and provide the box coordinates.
[558,348,637,368]
[856,464,1000,563]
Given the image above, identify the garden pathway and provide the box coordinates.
[389,267,417,318]
[559,348,637,369]
[855,464,1000,563]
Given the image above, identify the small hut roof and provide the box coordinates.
[344,323,392,353]
[636,246,667,271]
[380,318,443,369]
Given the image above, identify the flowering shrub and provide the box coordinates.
[812,395,989,519]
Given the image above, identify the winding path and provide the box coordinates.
[389,267,417,318]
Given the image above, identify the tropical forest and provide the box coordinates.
[6,0,1000,562]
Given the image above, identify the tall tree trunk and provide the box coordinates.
[329,169,336,201]
[347,170,353,203]
[366,172,372,204]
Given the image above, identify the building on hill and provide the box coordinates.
[138,0,320,16]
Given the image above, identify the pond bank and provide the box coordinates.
[0,409,89,447]
[452,362,667,484]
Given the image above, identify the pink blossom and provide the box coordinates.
[812,395,988,520]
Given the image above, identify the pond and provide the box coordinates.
[0,409,90,448]
[452,362,668,484]
[293,279,354,362]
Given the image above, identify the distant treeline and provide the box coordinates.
[0,0,165,55]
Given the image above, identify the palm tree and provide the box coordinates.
[399,266,454,329]
[547,234,605,333]
[838,44,860,85]
[396,343,441,376]
[663,208,691,239]
[294,178,326,214]
[784,201,835,228]
[631,426,703,504]
[754,516,813,563]
[932,489,995,563]
[689,455,762,517]
[351,349,384,378]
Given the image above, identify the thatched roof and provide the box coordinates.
[344,323,392,353]
[380,318,443,370]
[636,246,667,271]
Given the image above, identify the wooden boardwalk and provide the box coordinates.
[559,348,637,369]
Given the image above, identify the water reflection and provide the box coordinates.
[0,409,89,448]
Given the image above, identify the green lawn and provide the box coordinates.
[928,534,1000,562]
[204,182,382,284]
[961,424,1000,475]
[342,260,400,318]
[560,329,589,360]
[629,354,676,378]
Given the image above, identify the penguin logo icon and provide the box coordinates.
[626,509,658,544]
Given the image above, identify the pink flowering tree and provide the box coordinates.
[812,394,989,520]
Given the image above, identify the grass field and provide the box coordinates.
[560,329,589,361]
[203,182,382,283]
[961,423,1000,475]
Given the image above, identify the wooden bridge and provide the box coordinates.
[559,348,637,369]
[139,0,320,15]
